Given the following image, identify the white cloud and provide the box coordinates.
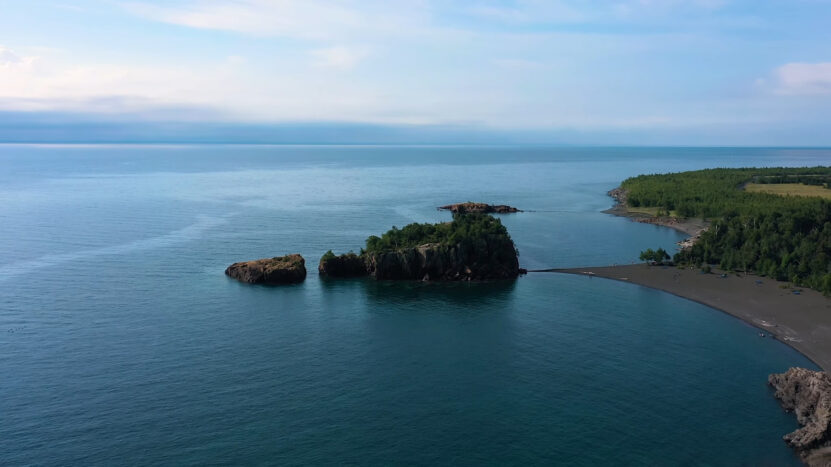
[0,47,21,65]
[492,58,547,70]
[471,2,586,23]
[471,0,728,24]
[0,45,395,122]
[773,62,831,96]
[122,0,434,41]
[310,46,368,70]
[0,47,37,69]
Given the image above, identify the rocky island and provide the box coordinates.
[769,368,831,466]
[320,213,522,281]
[438,202,521,214]
[225,254,307,285]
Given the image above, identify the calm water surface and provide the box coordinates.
[1,145,828,465]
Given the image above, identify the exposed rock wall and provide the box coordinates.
[318,253,368,277]
[769,367,831,466]
[366,241,519,281]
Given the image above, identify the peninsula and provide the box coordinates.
[560,167,831,463]
[611,167,831,294]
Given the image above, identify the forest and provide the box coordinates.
[364,213,515,256]
[621,167,831,294]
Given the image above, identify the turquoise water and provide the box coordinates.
[1,145,827,465]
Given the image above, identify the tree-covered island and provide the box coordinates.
[320,212,522,281]
[616,167,831,294]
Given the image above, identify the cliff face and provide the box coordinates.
[769,367,831,466]
[318,253,368,277]
[225,254,306,285]
[366,241,520,281]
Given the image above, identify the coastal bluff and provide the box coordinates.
[320,242,521,281]
[225,254,307,285]
[318,251,367,278]
[769,368,831,465]
[367,242,520,281]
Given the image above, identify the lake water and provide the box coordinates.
[1,145,828,465]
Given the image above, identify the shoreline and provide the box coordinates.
[548,265,831,371]
[603,187,710,242]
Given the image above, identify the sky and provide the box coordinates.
[1,0,831,145]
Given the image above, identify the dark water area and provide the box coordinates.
[1,145,828,465]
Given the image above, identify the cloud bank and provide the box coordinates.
[0,0,828,143]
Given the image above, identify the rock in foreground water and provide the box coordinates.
[769,367,831,466]
[225,254,306,285]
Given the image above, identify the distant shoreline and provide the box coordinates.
[549,264,831,371]
[602,187,710,239]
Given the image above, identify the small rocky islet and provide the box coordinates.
[438,202,521,214]
[224,254,307,285]
[225,206,524,285]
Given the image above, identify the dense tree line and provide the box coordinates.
[621,167,831,294]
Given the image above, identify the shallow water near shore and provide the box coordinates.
[1,145,829,465]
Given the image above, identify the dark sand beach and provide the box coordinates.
[550,265,831,370]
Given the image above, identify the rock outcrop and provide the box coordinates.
[320,213,523,282]
[367,241,520,281]
[318,251,368,277]
[769,367,831,465]
[225,254,306,285]
[607,187,627,205]
[438,202,521,214]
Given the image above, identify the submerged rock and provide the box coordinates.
[225,254,306,285]
[438,202,521,214]
[769,367,831,465]
[318,251,368,277]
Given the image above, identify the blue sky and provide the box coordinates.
[1,0,830,144]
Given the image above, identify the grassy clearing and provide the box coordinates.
[745,183,831,199]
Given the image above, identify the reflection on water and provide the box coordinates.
[320,276,518,309]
